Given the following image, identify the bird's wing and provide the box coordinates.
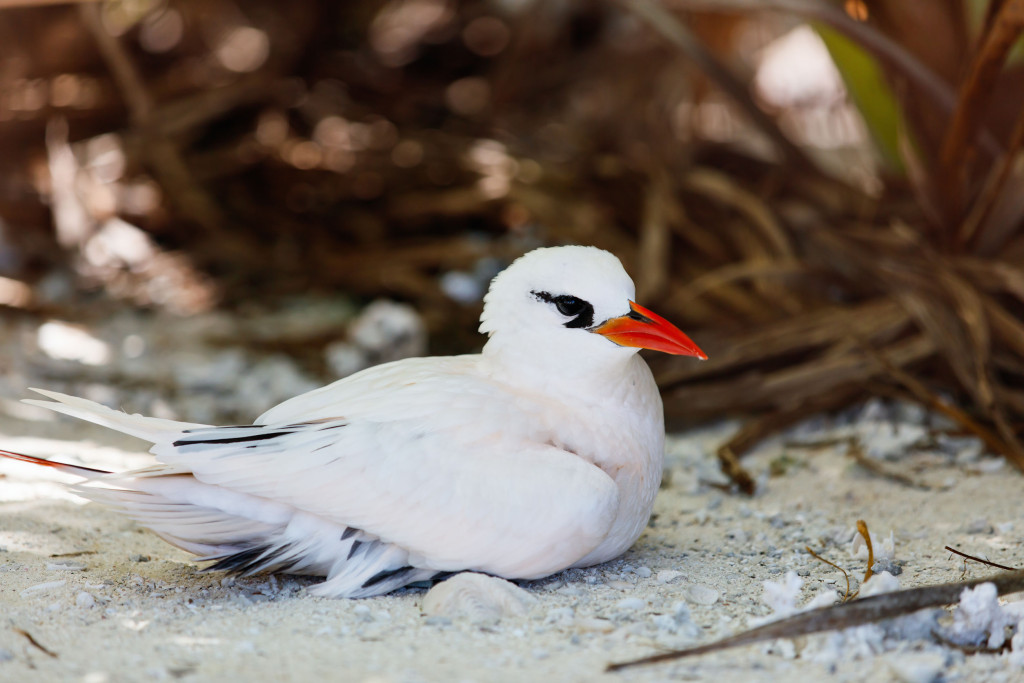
[153,365,619,579]
[252,355,479,425]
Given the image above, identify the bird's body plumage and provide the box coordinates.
[2,246,704,597]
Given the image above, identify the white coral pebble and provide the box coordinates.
[421,572,537,624]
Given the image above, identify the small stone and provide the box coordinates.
[532,648,549,660]
[422,572,537,624]
[796,568,810,577]
[76,591,96,608]
[672,602,693,623]
[634,566,652,579]
[936,433,982,461]
[872,558,903,576]
[684,584,720,605]
[615,598,645,611]
[652,614,676,632]
[656,570,684,584]
[21,580,65,596]
[970,457,1006,474]
[46,562,85,571]
[888,652,945,683]
[575,617,615,633]
[762,638,796,659]
[965,518,993,535]
[726,528,749,544]
[545,607,574,625]
[129,554,150,562]
[860,572,900,596]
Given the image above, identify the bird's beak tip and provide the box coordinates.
[594,301,706,358]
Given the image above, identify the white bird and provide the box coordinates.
[0,246,705,597]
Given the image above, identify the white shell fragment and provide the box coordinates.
[421,572,537,624]
[684,583,720,605]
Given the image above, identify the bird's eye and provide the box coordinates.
[530,290,595,328]
[554,296,585,317]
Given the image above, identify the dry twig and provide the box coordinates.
[945,546,1020,572]
[607,571,1024,671]
[805,546,852,602]
[14,628,58,658]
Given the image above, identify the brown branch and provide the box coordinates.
[14,628,58,658]
[937,0,1024,224]
[607,571,1024,671]
[79,2,227,233]
[806,546,852,601]
[664,0,1003,161]
[846,440,932,490]
[616,0,818,173]
[958,104,1024,251]
[945,546,1020,572]
[859,334,1024,472]
[857,520,874,583]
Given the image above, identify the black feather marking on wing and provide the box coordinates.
[183,425,251,431]
[204,542,298,575]
[173,431,291,448]
[362,566,415,589]
[347,540,363,560]
[340,528,358,541]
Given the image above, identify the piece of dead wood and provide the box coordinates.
[79,2,228,235]
[658,299,910,387]
[937,0,1024,223]
[958,104,1024,250]
[49,550,96,558]
[856,329,1024,472]
[805,546,852,602]
[945,546,1020,572]
[856,520,875,583]
[606,570,1024,671]
[663,334,933,422]
[636,171,672,302]
[14,628,58,658]
[617,0,815,173]
[668,0,1003,161]
[846,439,932,491]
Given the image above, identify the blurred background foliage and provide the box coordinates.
[1,0,1024,490]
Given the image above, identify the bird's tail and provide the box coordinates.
[22,388,211,444]
[0,448,110,479]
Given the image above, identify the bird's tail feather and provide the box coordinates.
[23,388,210,443]
[0,448,110,479]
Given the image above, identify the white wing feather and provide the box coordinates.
[25,361,621,583]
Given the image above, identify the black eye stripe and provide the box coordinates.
[531,290,595,329]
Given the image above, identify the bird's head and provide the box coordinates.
[479,246,705,377]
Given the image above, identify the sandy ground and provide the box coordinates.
[2,402,1024,683]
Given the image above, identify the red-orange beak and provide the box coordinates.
[593,301,707,359]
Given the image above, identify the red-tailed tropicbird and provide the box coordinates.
[0,246,706,597]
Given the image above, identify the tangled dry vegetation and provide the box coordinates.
[1,0,1024,492]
